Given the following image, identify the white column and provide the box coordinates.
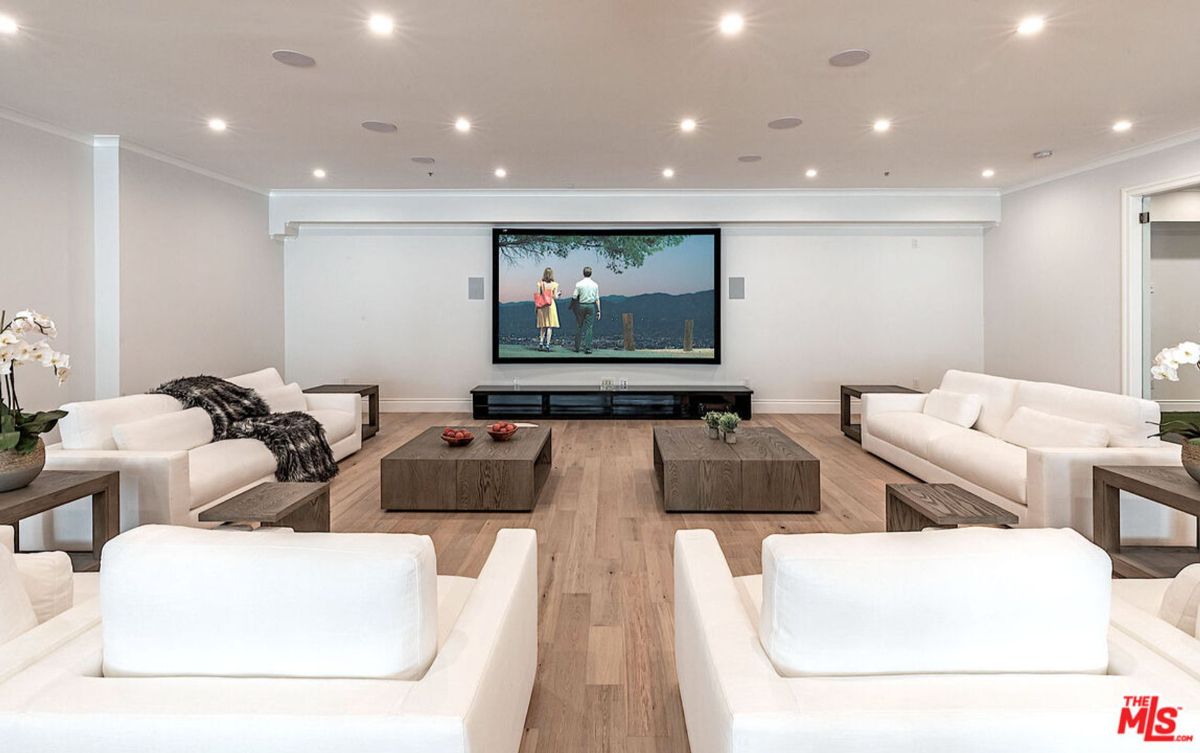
[92,136,120,398]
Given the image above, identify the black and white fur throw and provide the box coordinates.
[151,375,338,482]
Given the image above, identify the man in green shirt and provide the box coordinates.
[572,266,601,354]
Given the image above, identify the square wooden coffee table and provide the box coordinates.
[381,426,552,511]
[652,427,820,512]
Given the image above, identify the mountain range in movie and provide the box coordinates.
[498,290,716,349]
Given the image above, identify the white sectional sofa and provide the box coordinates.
[675,528,1200,753]
[0,525,538,753]
[23,367,362,550]
[1111,564,1200,682]
[862,369,1187,544]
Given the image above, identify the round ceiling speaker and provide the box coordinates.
[767,117,803,130]
[361,121,398,133]
[828,48,871,67]
[272,50,316,67]
[737,155,763,163]
[411,156,436,164]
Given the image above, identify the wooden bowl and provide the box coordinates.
[487,427,518,442]
[441,431,475,447]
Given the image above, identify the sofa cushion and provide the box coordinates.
[111,407,213,451]
[0,544,37,645]
[922,388,983,428]
[226,367,286,394]
[1013,380,1158,448]
[0,525,12,552]
[938,370,1019,437]
[12,551,73,623]
[1000,406,1109,449]
[259,383,307,413]
[187,439,277,508]
[925,429,1027,503]
[100,525,439,680]
[58,393,183,450]
[306,409,356,443]
[1158,564,1200,637]
[759,528,1112,677]
[866,411,971,457]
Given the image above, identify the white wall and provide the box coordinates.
[0,117,94,412]
[285,224,984,411]
[118,150,284,393]
[984,138,1200,392]
[1149,222,1200,402]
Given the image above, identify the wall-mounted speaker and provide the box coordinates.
[728,276,746,300]
[468,277,485,300]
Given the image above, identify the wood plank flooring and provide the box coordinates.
[329,413,915,753]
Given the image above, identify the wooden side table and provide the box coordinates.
[304,384,380,440]
[840,385,920,442]
[199,482,331,532]
[0,470,120,571]
[1093,465,1200,578]
[885,483,1017,532]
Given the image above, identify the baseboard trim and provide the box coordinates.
[380,397,838,414]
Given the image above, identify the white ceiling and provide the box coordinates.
[2,0,1200,191]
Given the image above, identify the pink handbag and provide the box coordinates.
[534,283,552,308]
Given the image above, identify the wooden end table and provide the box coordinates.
[1093,465,1200,578]
[0,470,120,571]
[381,426,552,511]
[199,482,331,532]
[885,483,1018,532]
[840,384,920,442]
[304,384,380,440]
[652,427,820,512]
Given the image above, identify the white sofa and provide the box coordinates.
[23,368,362,550]
[0,526,99,685]
[862,369,1187,544]
[0,525,538,753]
[1111,564,1200,682]
[675,528,1200,753]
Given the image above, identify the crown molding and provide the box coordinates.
[118,141,266,195]
[0,105,93,145]
[269,187,1001,200]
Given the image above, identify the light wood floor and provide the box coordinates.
[329,413,915,753]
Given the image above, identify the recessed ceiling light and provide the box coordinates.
[368,14,394,35]
[312,168,326,179]
[1017,16,1045,35]
[981,168,995,178]
[454,117,471,132]
[361,120,398,133]
[719,12,744,35]
[1113,120,1133,132]
[272,50,316,67]
[411,156,435,164]
[680,118,697,133]
[805,168,818,178]
[494,167,507,178]
[737,155,762,163]
[207,118,227,132]
[0,14,18,35]
[829,49,871,67]
[662,167,675,178]
[1033,149,1054,159]
[873,118,891,133]
[767,116,802,130]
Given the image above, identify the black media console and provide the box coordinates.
[471,385,753,421]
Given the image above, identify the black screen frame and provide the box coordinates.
[491,227,722,365]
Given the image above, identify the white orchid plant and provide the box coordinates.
[0,310,70,454]
[1151,340,1200,383]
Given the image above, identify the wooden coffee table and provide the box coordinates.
[0,470,120,571]
[885,483,1017,532]
[199,482,331,532]
[1093,465,1200,578]
[652,427,820,512]
[380,426,552,511]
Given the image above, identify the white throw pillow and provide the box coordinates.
[1158,564,1200,636]
[1000,406,1109,449]
[58,393,183,450]
[258,383,307,414]
[0,544,38,644]
[12,552,73,623]
[112,407,214,451]
[0,525,13,552]
[921,389,983,428]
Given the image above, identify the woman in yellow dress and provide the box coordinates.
[536,267,560,352]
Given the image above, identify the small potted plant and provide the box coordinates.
[702,411,722,439]
[718,412,741,444]
[0,309,70,492]
[1152,419,1200,483]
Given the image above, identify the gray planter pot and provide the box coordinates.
[0,438,45,492]
[723,430,737,444]
[707,426,720,439]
